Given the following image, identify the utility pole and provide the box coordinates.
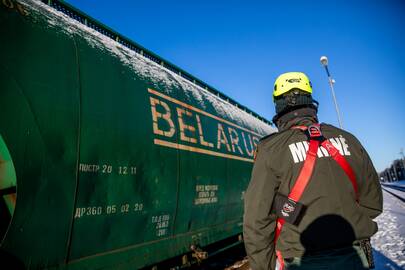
[320,56,343,129]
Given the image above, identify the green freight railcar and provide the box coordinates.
[0,0,275,269]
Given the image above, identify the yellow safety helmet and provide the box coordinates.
[273,72,312,100]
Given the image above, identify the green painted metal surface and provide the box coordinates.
[0,0,276,269]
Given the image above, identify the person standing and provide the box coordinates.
[243,72,382,270]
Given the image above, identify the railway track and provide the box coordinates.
[382,185,405,192]
[381,183,405,203]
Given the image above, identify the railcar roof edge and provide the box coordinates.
[41,0,273,126]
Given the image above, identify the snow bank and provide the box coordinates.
[372,191,405,268]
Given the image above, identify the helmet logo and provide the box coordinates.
[287,78,301,83]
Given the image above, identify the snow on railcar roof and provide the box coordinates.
[24,0,276,135]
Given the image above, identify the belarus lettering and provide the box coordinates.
[148,88,260,161]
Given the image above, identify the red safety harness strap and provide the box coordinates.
[289,139,319,202]
[274,124,358,270]
[321,140,359,201]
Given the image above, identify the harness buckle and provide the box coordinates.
[308,124,322,138]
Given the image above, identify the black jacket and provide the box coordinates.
[243,119,383,270]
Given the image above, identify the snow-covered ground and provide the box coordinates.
[372,183,405,269]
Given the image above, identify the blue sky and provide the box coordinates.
[65,0,404,172]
